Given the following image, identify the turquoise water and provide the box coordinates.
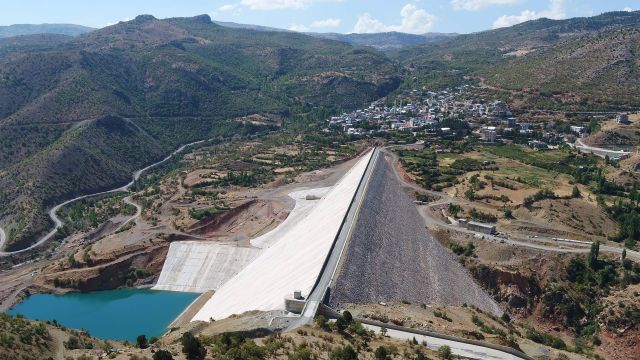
[7,289,199,341]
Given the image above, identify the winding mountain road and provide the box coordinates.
[0,228,5,253]
[0,139,207,256]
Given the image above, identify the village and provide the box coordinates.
[328,86,634,161]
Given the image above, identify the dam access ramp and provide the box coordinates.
[190,148,377,322]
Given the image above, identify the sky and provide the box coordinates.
[0,0,637,34]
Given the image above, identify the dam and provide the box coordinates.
[191,149,374,321]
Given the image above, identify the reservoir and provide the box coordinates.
[7,289,199,341]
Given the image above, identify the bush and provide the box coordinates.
[448,242,475,257]
[315,315,329,330]
[136,334,148,349]
[342,311,353,324]
[501,313,511,323]
[64,336,81,350]
[181,332,207,360]
[438,345,452,359]
[153,350,174,360]
[289,343,314,360]
[525,328,567,350]
[330,345,358,360]
[374,346,389,360]
[448,203,462,217]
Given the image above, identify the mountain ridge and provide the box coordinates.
[0,23,94,38]
[0,14,400,250]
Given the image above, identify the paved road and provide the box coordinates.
[0,139,208,256]
[287,148,379,329]
[575,138,631,159]
[363,323,529,360]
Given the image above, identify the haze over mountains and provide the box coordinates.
[0,23,94,38]
[0,20,458,51]
[1,10,640,251]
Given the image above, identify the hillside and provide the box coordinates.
[0,23,94,38]
[212,21,455,50]
[481,26,640,109]
[0,14,399,251]
[395,11,640,92]
[311,32,457,51]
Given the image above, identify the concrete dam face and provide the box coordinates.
[191,150,374,322]
[329,152,502,316]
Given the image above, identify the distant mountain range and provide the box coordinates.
[215,21,458,50]
[0,20,456,51]
[394,10,640,109]
[0,23,94,38]
[309,32,457,51]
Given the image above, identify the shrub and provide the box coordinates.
[181,332,207,360]
[136,334,148,349]
[289,343,314,360]
[374,346,389,360]
[153,350,174,360]
[315,315,329,330]
[438,345,452,359]
[330,345,358,360]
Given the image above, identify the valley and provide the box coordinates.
[1,7,640,360]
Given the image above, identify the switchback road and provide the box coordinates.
[0,139,208,256]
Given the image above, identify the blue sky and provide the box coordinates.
[1,0,637,34]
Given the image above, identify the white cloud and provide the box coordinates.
[624,7,634,12]
[240,0,340,10]
[218,4,239,12]
[310,18,342,28]
[288,23,310,31]
[492,0,566,28]
[353,4,437,34]
[451,0,522,11]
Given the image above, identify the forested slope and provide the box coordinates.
[0,14,399,250]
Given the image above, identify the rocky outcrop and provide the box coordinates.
[43,245,168,292]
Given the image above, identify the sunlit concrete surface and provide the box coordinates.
[153,187,330,292]
[153,243,259,292]
[191,150,373,321]
[251,187,330,249]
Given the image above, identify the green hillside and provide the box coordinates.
[481,26,640,109]
[0,14,399,250]
[394,11,640,93]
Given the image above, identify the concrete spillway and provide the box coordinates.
[191,150,373,321]
[153,188,330,293]
[153,243,260,293]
